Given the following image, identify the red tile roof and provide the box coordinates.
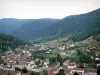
[72,68,84,70]
[86,69,97,73]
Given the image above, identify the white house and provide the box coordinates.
[43,59,49,65]
[58,47,65,50]
[32,67,42,72]
[27,61,35,65]
[70,44,75,47]
[67,62,76,69]
[12,64,26,69]
[63,61,69,65]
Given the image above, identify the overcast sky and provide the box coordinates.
[0,0,100,19]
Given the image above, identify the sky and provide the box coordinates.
[0,0,100,19]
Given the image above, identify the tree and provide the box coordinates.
[77,50,83,56]
[74,72,79,75]
[87,48,97,68]
[89,48,96,64]
[7,73,10,75]
[35,60,40,66]
[15,67,21,71]
[0,56,4,64]
[57,54,63,66]
[49,57,57,65]
[58,69,66,75]
[57,54,62,62]
[30,71,35,75]
[16,60,19,64]
[21,67,28,73]
[43,70,48,75]
[0,33,27,51]
[79,54,91,63]
[30,71,40,75]
[97,66,100,75]
[4,62,7,65]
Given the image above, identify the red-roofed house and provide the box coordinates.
[48,68,58,75]
[67,64,76,70]
[43,59,49,65]
[86,69,97,75]
[70,68,84,75]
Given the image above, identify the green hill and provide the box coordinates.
[0,34,26,51]
[13,19,59,40]
[0,18,27,34]
[13,8,100,41]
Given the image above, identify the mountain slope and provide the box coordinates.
[13,8,100,41]
[0,18,28,34]
[39,8,100,38]
[71,16,100,41]
[32,8,100,41]
[13,19,59,40]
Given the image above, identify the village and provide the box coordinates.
[0,42,100,75]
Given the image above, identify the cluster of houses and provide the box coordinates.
[28,44,75,51]
[57,44,75,50]
[0,44,99,75]
[29,44,54,51]
[0,50,98,75]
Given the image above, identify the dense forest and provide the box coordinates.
[0,18,27,34]
[0,9,100,43]
[71,16,100,41]
[13,8,100,42]
[12,19,59,40]
[0,34,27,51]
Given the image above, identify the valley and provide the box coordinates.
[0,8,100,75]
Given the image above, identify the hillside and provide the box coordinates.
[13,8,100,41]
[72,16,100,41]
[37,8,100,41]
[12,19,59,40]
[0,18,28,34]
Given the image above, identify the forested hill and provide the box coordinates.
[1,9,100,42]
[13,8,100,41]
[0,18,27,34]
[38,8,100,41]
[72,15,100,41]
[0,34,27,51]
[12,19,59,40]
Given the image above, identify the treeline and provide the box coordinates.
[0,33,27,51]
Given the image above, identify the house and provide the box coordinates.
[0,68,18,75]
[43,59,49,65]
[48,65,55,70]
[27,61,35,65]
[58,46,65,50]
[95,57,100,67]
[85,69,97,75]
[70,68,84,75]
[12,64,26,69]
[67,62,76,69]
[27,61,37,71]
[63,60,69,65]
[70,44,75,47]
[32,67,42,72]
[48,68,58,75]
